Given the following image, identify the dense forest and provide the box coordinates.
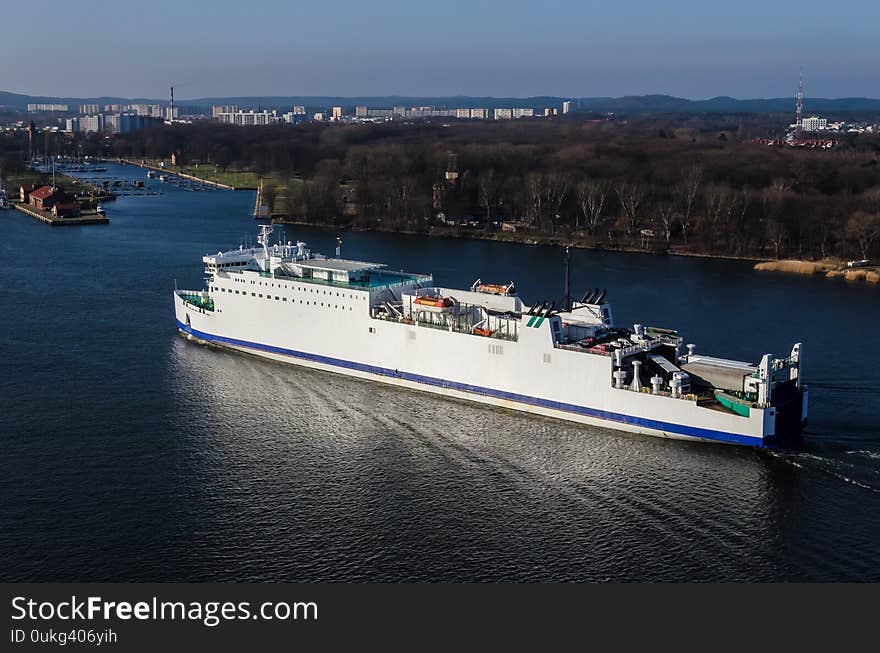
[4,114,880,260]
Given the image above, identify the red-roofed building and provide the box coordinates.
[52,201,81,218]
[19,183,40,202]
[29,185,79,213]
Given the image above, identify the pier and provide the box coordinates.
[120,159,240,190]
[13,202,109,226]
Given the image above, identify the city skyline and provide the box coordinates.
[0,0,877,100]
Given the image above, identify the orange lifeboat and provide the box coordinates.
[476,282,516,296]
[473,327,494,337]
[415,295,453,308]
[414,294,455,312]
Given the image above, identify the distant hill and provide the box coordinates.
[2,90,879,115]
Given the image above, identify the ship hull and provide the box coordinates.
[174,280,782,448]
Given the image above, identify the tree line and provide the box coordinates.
[7,114,880,260]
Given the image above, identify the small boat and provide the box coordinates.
[472,279,516,296]
[158,175,167,182]
[146,171,156,178]
[132,180,144,188]
[413,295,455,312]
[96,203,106,215]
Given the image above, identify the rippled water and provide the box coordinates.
[2,164,879,581]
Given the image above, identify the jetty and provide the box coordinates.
[120,159,239,190]
[13,202,108,226]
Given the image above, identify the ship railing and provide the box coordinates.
[179,292,215,313]
[615,385,699,402]
[372,312,517,341]
[555,336,666,357]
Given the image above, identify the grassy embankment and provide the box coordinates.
[136,158,288,192]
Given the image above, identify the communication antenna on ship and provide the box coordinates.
[336,237,342,257]
[258,223,273,260]
[563,246,571,311]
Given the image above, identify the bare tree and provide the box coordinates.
[729,188,752,255]
[864,186,880,214]
[398,176,416,226]
[657,201,676,247]
[846,212,880,259]
[479,168,498,227]
[543,173,569,233]
[704,185,730,233]
[674,165,702,244]
[616,182,645,238]
[576,178,608,234]
[761,188,786,258]
[526,173,547,229]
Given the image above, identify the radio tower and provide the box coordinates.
[169,86,174,123]
[795,68,804,139]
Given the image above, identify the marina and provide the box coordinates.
[121,159,240,190]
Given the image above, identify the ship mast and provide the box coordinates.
[563,246,571,311]
[257,223,273,266]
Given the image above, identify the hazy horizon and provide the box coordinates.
[2,0,877,100]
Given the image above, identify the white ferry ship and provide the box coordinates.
[174,225,807,446]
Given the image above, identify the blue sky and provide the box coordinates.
[2,0,877,99]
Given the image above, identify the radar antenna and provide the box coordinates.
[257,223,274,259]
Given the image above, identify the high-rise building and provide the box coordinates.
[78,114,105,133]
[801,116,827,132]
[79,104,99,115]
[355,106,368,117]
[562,101,571,114]
[27,103,68,112]
[494,108,513,120]
[215,109,280,126]
[292,106,306,115]
[332,106,343,121]
[212,105,240,118]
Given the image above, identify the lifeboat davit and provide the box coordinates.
[414,295,455,312]
[476,282,516,296]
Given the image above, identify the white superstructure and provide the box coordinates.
[174,226,808,446]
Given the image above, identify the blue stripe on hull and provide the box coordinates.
[176,319,764,446]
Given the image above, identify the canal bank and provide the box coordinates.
[120,159,240,190]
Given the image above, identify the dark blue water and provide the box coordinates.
[2,163,879,581]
